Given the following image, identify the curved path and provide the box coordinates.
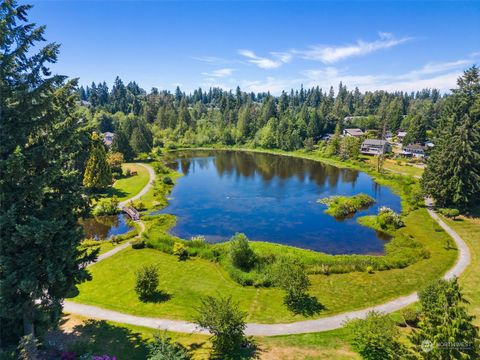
[65,188,471,335]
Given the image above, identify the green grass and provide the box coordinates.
[56,314,358,360]
[363,156,424,178]
[99,163,150,202]
[318,193,375,218]
[72,208,456,324]
[441,211,480,325]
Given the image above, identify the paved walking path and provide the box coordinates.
[118,163,156,208]
[65,190,471,335]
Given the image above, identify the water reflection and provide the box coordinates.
[80,214,132,240]
[160,150,402,255]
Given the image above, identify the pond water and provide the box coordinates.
[156,150,402,255]
[80,214,133,240]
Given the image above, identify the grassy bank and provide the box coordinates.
[72,208,456,323]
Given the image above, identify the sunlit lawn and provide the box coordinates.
[98,163,150,202]
[72,209,457,323]
[441,210,480,325]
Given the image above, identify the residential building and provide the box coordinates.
[102,132,115,147]
[343,128,364,138]
[360,139,391,155]
[402,143,427,158]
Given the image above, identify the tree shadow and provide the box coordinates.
[139,290,172,303]
[287,295,325,317]
[210,338,263,360]
[45,319,149,359]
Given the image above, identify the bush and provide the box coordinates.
[147,333,191,360]
[366,266,374,274]
[135,265,159,301]
[318,194,375,218]
[377,207,404,231]
[173,242,188,261]
[229,233,256,271]
[438,208,460,219]
[163,176,174,185]
[346,311,408,360]
[92,196,119,216]
[131,238,145,249]
[195,295,246,356]
[401,308,419,327]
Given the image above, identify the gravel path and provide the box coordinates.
[118,163,156,208]
[65,194,471,336]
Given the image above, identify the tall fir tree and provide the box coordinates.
[409,278,479,359]
[421,66,480,209]
[0,0,96,343]
[83,133,113,189]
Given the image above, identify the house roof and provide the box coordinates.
[102,132,115,137]
[397,131,407,137]
[404,143,426,151]
[362,139,388,146]
[344,128,364,136]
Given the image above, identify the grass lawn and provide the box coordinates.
[362,156,424,178]
[98,163,150,202]
[72,208,457,323]
[441,210,480,325]
[58,314,357,360]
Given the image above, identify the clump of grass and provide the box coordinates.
[318,193,375,218]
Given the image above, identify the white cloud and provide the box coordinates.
[301,58,469,92]
[238,49,292,69]
[201,68,234,78]
[297,32,411,64]
[191,56,227,63]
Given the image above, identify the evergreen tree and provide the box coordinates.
[403,114,427,145]
[111,127,134,160]
[0,1,96,343]
[326,122,342,156]
[83,133,113,189]
[422,67,480,209]
[410,278,479,359]
[129,120,153,154]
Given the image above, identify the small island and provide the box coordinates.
[317,193,375,218]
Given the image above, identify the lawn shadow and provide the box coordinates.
[140,290,172,303]
[287,295,325,317]
[46,318,149,360]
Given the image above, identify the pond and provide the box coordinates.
[80,214,133,240]
[156,150,402,255]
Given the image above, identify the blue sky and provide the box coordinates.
[29,1,480,94]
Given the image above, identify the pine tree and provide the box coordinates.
[0,0,96,343]
[410,278,479,359]
[111,127,134,160]
[422,67,480,209]
[83,133,113,189]
[403,114,427,145]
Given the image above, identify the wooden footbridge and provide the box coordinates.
[121,206,140,221]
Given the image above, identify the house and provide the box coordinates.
[402,143,427,158]
[343,128,364,138]
[397,131,407,141]
[102,132,115,147]
[360,139,391,155]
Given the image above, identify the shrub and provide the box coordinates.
[131,238,145,249]
[439,208,460,219]
[229,233,256,271]
[135,265,159,301]
[346,311,409,360]
[173,242,188,261]
[318,194,375,218]
[366,266,374,274]
[163,176,174,185]
[147,333,191,360]
[401,308,419,327]
[92,196,119,216]
[377,207,404,231]
[195,295,246,355]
